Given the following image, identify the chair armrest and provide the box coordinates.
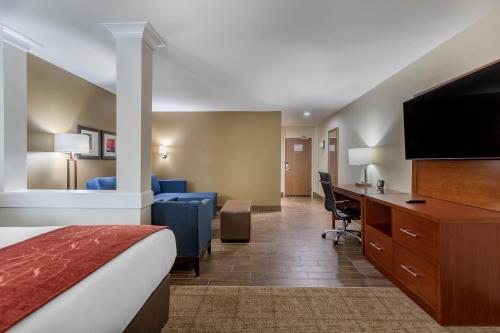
[159,179,187,193]
[196,199,212,254]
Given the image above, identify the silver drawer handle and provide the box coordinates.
[400,264,419,278]
[369,242,383,251]
[400,228,418,238]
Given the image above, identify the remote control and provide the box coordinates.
[405,199,426,204]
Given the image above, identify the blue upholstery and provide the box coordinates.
[152,199,212,258]
[86,175,217,216]
[159,179,187,193]
[177,193,217,217]
[151,175,162,195]
[86,176,117,190]
[153,194,179,203]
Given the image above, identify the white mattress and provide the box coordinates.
[0,226,177,333]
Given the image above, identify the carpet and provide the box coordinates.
[162,286,500,333]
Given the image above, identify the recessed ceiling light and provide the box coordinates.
[303,111,311,117]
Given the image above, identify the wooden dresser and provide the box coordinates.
[363,182,500,325]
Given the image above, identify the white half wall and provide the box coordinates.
[0,207,151,227]
[0,36,29,191]
[315,7,500,193]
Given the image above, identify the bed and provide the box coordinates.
[0,226,176,333]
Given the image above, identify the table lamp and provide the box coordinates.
[348,147,373,186]
[54,133,89,189]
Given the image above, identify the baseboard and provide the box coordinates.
[216,205,282,212]
[312,192,324,200]
[252,205,281,212]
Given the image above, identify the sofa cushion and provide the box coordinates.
[86,176,116,190]
[159,179,187,193]
[151,175,162,195]
[154,193,178,202]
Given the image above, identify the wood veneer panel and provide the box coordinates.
[439,223,500,325]
[394,244,437,309]
[413,160,500,212]
[393,209,437,264]
[365,225,393,270]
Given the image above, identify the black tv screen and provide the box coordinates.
[403,61,500,160]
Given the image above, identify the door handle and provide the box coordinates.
[369,242,383,251]
[400,228,418,238]
[285,162,290,171]
[400,264,419,278]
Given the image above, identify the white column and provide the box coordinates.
[103,22,165,224]
[0,25,40,191]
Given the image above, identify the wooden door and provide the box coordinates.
[327,128,339,185]
[328,137,338,184]
[285,138,312,196]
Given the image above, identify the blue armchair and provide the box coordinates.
[152,199,212,276]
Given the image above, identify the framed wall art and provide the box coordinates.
[76,125,101,159]
[101,131,116,160]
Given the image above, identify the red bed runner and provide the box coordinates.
[0,225,166,332]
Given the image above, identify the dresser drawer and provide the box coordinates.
[393,209,436,263]
[394,244,437,308]
[365,225,393,271]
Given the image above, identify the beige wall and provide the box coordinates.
[315,7,500,194]
[152,112,282,207]
[27,55,116,189]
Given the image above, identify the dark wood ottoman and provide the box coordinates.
[220,200,252,242]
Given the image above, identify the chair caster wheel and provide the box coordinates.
[321,232,326,239]
[333,240,339,246]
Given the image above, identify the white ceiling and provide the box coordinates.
[1,0,499,125]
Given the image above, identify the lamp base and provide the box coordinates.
[355,182,371,187]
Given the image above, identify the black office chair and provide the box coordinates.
[319,172,362,245]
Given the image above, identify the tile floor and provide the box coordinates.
[170,197,394,287]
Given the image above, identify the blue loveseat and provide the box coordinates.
[151,176,217,218]
[152,198,212,276]
[86,175,217,217]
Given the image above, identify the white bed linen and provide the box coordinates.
[0,226,176,333]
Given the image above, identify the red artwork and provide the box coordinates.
[106,138,115,152]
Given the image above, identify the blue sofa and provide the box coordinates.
[152,198,212,276]
[85,176,117,190]
[86,175,217,217]
[151,176,217,218]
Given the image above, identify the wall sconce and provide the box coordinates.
[320,140,326,149]
[159,145,168,159]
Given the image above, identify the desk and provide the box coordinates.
[331,184,401,254]
[363,193,500,325]
[333,184,401,200]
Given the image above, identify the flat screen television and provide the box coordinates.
[403,61,500,160]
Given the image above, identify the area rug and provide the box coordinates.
[162,286,500,333]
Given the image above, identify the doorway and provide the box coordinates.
[328,128,339,185]
[285,137,312,196]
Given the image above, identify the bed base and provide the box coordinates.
[123,274,170,333]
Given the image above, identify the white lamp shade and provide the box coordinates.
[348,148,373,165]
[159,145,167,155]
[54,133,89,154]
